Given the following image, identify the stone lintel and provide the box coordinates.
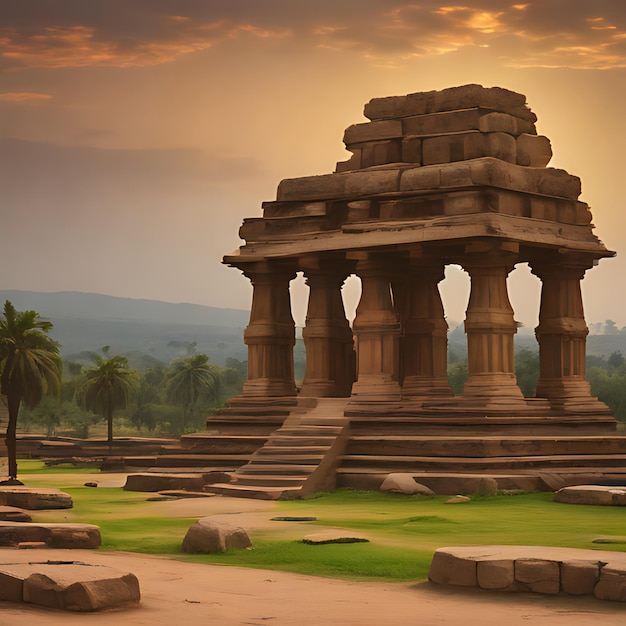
[226,212,613,266]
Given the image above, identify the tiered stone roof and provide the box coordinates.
[224,84,612,265]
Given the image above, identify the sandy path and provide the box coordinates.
[2,548,625,626]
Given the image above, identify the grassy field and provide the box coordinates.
[14,460,626,582]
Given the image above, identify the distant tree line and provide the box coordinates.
[19,350,247,440]
[0,301,247,457]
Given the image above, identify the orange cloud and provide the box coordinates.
[0,20,292,70]
[1,2,625,72]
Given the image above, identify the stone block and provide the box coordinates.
[0,486,73,510]
[478,112,536,136]
[19,564,140,611]
[343,168,400,197]
[561,559,601,595]
[360,140,401,167]
[594,563,626,602]
[181,518,252,554]
[442,191,485,216]
[277,173,346,202]
[124,473,216,493]
[440,162,473,187]
[380,474,435,495]
[365,85,536,122]
[429,549,477,586]
[400,165,441,191]
[402,108,481,135]
[476,559,515,589]
[343,119,402,145]
[0,505,31,522]
[0,522,101,548]
[466,158,581,200]
[515,558,560,594]
[400,108,535,137]
[422,132,516,166]
[401,136,421,163]
[517,134,552,166]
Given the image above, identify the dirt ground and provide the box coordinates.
[1,474,625,624]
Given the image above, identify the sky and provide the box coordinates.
[1,0,625,331]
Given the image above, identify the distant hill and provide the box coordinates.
[1,290,623,369]
[0,290,249,366]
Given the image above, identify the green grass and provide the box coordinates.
[15,461,626,582]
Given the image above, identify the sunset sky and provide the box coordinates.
[1,1,625,330]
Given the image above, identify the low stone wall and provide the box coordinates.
[429,545,626,602]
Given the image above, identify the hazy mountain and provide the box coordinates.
[0,290,249,366]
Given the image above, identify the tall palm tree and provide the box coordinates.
[166,353,217,432]
[74,348,138,447]
[0,300,62,481]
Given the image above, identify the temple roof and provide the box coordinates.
[223,85,613,267]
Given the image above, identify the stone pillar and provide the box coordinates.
[350,253,401,401]
[241,261,297,397]
[300,259,356,397]
[461,242,525,400]
[531,255,609,411]
[396,260,452,398]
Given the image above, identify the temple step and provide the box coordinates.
[346,435,626,457]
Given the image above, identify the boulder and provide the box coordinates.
[181,518,252,554]
[380,474,435,495]
[476,477,498,496]
[0,522,101,548]
[0,561,140,611]
[0,487,72,510]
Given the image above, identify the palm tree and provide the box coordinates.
[166,353,217,432]
[0,300,62,481]
[74,347,138,447]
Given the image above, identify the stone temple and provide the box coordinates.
[202,84,625,499]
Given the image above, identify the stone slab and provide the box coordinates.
[0,522,101,548]
[0,505,32,522]
[0,560,140,611]
[364,85,536,123]
[124,473,210,492]
[554,485,626,506]
[302,532,369,545]
[0,487,73,510]
[429,546,626,602]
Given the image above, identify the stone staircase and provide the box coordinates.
[335,422,626,493]
[204,398,349,499]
